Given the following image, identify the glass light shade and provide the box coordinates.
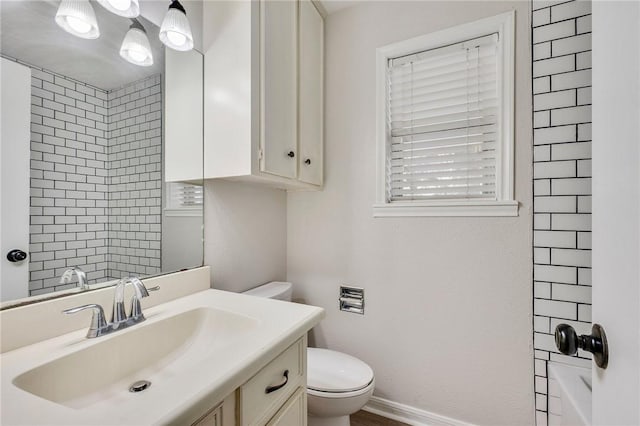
[97,0,140,18]
[55,0,100,39]
[120,27,153,67]
[159,3,193,51]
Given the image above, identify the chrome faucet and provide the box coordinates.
[63,276,159,338]
[60,267,88,290]
[112,276,157,326]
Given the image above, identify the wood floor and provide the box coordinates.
[350,410,409,426]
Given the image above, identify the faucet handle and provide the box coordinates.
[112,276,141,324]
[63,304,108,338]
[130,283,159,321]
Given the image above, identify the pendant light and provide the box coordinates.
[120,19,154,67]
[55,0,100,39]
[159,0,193,51]
[97,0,140,18]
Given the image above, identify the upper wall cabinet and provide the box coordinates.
[204,0,324,190]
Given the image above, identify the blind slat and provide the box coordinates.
[389,81,497,108]
[391,123,496,142]
[391,134,496,155]
[390,158,496,174]
[390,110,498,137]
[168,182,204,208]
[390,176,496,190]
[390,98,498,122]
[390,184,496,197]
[390,152,495,171]
[389,50,497,81]
[389,65,497,93]
[391,145,496,164]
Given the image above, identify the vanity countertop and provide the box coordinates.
[0,288,324,425]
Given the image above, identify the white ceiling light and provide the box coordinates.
[159,0,193,51]
[55,0,100,39]
[97,0,140,18]
[119,19,153,67]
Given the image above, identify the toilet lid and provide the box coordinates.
[307,348,374,392]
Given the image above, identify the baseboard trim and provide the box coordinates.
[362,396,474,426]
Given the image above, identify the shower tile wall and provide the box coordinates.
[531,1,592,424]
[11,55,163,295]
[26,64,110,295]
[106,75,162,279]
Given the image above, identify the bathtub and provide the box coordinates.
[548,362,592,426]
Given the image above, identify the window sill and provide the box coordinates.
[372,200,519,217]
[164,208,203,217]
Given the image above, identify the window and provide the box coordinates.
[374,12,517,217]
[165,182,204,216]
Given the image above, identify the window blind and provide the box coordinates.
[167,182,204,208]
[386,33,500,202]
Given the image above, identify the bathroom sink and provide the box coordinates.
[1,288,324,425]
[13,307,258,409]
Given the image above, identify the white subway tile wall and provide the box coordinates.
[24,61,110,295]
[106,76,162,279]
[531,1,592,424]
[4,55,163,296]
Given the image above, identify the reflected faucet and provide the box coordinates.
[60,267,88,290]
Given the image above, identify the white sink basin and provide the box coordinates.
[1,288,324,425]
[13,307,258,409]
[548,362,592,426]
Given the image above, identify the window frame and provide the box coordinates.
[374,11,517,217]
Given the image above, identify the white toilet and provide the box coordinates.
[243,282,375,426]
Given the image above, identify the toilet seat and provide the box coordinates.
[307,380,375,399]
[307,348,374,393]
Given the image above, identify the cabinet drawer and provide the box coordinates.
[240,337,306,426]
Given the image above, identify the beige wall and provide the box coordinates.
[204,180,287,292]
[287,2,534,424]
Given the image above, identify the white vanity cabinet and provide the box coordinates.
[192,337,308,426]
[204,0,324,190]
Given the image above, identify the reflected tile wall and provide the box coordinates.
[106,75,162,279]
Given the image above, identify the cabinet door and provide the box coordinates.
[192,405,222,426]
[298,0,323,186]
[266,387,307,426]
[260,0,298,179]
[192,394,235,426]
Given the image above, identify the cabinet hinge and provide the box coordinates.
[258,148,263,160]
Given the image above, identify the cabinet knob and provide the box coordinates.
[287,151,295,158]
[304,158,311,165]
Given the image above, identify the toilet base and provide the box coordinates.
[308,414,350,426]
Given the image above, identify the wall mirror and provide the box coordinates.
[0,0,204,309]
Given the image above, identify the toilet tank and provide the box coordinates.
[243,282,293,301]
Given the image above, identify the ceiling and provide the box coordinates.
[320,0,360,15]
[0,0,164,91]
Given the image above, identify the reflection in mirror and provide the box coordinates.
[0,0,204,308]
